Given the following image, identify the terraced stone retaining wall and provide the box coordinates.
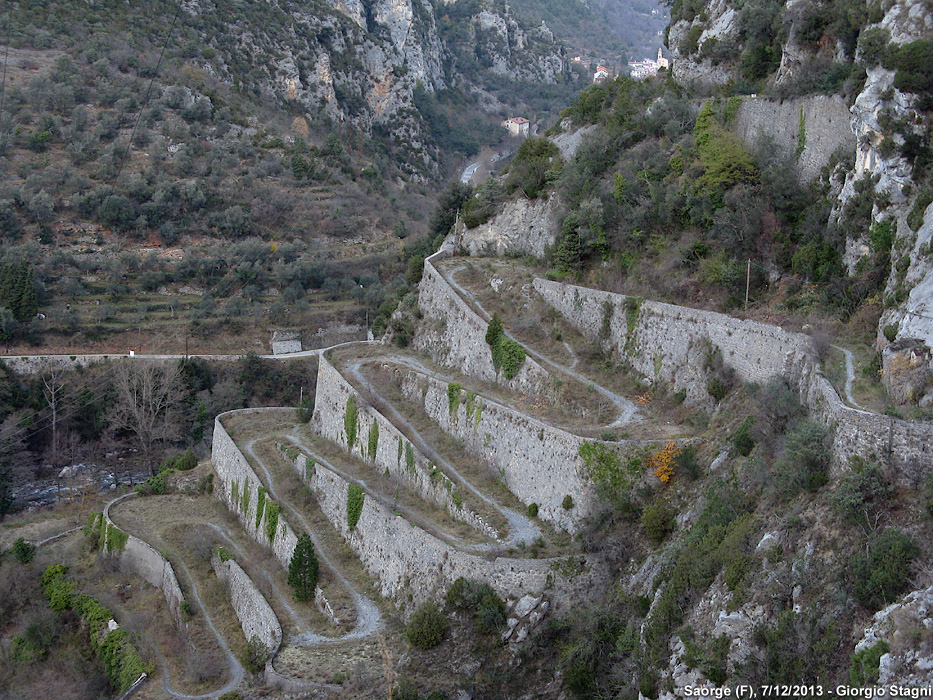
[413,251,552,396]
[103,496,186,626]
[212,553,282,657]
[389,365,599,533]
[313,355,499,539]
[212,410,300,568]
[295,449,604,609]
[534,279,933,486]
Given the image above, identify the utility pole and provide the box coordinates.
[745,259,751,311]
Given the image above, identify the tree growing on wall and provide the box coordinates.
[287,533,319,602]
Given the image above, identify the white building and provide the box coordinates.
[628,48,669,80]
[502,117,530,137]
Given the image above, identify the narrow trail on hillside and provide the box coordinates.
[342,359,542,546]
[242,438,383,646]
[105,493,245,700]
[280,430,517,554]
[441,262,639,427]
[831,345,863,409]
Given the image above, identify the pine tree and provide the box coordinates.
[287,533,319,602]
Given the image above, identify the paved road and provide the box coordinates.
[461,161,481,184]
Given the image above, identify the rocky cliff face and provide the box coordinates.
[666,0,933,404]
[181,0,574,175]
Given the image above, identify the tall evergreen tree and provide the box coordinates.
[287,533,319,602]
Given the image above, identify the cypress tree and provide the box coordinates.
[287,533,319,602]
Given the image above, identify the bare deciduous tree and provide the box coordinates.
[41,366,67,468]
[108,360,183,476]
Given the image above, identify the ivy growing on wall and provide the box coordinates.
[347,483,365,530]
[405,442,415,472]
[106,524,128,553]
[397,436,403,467]
[485,313,527,380]
[231,480,240,508]
[305,457,316,481]
[240,478,250,517]
[265,501,280,542]
[255,486,267,529]
[344,396,358,449]
[367,420,379,461]
[447,383,462,417]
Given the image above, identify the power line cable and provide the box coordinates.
[0,1,12,125]
[112,0,182,183]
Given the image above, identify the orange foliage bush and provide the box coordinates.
[649,440,681,484]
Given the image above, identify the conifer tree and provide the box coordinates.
[287,533,319,602]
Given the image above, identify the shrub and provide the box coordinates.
[296,397,314,422]
[641,501,676,544]
[135,473,166,496]
[485,313,526,380]
[850,640,890,686]
[447,577,507,634]
[264,502,280,542]
[41,565,74,612]
[849,528,919,610]
[830,459,893,531]
[527,502,538,518]
[10,537,36,564]
[562,494,575,510]
[405,601,448,649]
[175,450,197,471]
[240,636,271,673]
[675,445,701,480]
[732,416,756,456]
[883,323,898,342]
[287,533,319,602]
[649,440,680,483]
[773,420,830,497]
[347,483,365,530]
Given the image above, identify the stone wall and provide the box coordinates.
[103,494,186,626]
[212,554,283,656]
[296,445,604,609]
[733,95,855,183]
[388,364,600,533]
[312,355,499,539]
[534,279,933,486]
[413,250,552,396]
[211,410,300,569]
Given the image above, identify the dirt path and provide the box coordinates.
[342,359,542,546]
[831,344,863,409]
[442,262,639,427]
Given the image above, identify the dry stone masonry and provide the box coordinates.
[212,553,283,658]
[534,278,933,486]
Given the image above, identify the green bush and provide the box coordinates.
[264,501,280,542]
[41,565,74,612]
[347,483,365,530]
[562,494,575,510]
[527,502,539,518]
[10,536,36,564]
[135,473,166,496]
[849,528,919,610]
[405,601,449,649]
[773,420,830,497]
[641,501,676,544]
[883,322,898,342]
[675,445,701,480]
[240,636,271,673]
[732,416,756,456]
[830,459,893,531]
[296,397,314,422]
[485,313,527,380]
[447,577,507,634]
[505,137,561,199]
[850,640,889,686]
